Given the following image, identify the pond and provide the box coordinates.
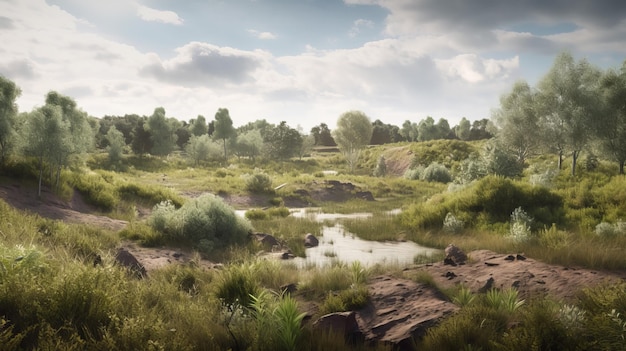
[289,208,441,267]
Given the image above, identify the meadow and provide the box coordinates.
[1,139,626,350]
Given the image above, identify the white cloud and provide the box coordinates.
[435,54,519,83]
[349,19,374,37]
[135,3,183,25]
[248,29,277,40]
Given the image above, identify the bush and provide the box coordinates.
[443,212,464,234]
[373,155,387,177]
[421,162,452,183]
[245,172,273,193]
[595,222,625,237]
[404,166,424,180]
[148,195,252,253]
[509,207,533,243]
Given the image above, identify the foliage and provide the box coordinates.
[213,107,236,159]
[145,107,178,156]
[509,207,534,243]
[421,162,452,183]
[0,75,21,167]
[148,194,252,254]
[319,285,369,315]
[373,155,387,177]
[443,212,464,234]
[263,121,303,160]
[401,175,564,230]
[333,110,373,173]
[245,171,273,193]
[105,125,125,166]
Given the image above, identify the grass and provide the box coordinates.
[4,140,626,349]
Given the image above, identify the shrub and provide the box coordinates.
[215,263,260,310]
[421,162,452,183]
[373,155,387,177]
[148,195,252,253]
[509,207,533,243]
[245,172,273,193]
[595,222,626,237]
[443,212,464,234]
[245,209,269,220]
[404,166,424,180]
[319,285,369,315]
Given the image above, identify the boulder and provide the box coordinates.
[313,311,363,343]
[251,232,280,251]
[355,191,375,201]
[304,233,319,248]
[115,248,147,278]
[444,244,467,265]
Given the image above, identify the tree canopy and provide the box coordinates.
[333,110,373,173]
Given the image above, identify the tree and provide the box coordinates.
[298,134,315,159]
[20,105,68,197]
[333,110,373,173]
[233,129,264,161]
[213,108,236,160]
[436,118,452,139]
[131,117,152,156]
[597,62,626,174]
[492,80,541,166]
[190,115,208,136]
[45,91,94,189]
[310,123,336,146]
[145,107,178,156]
[0,76,21,167]
[400,120,419,142]
[469,119,494,140]
[537,52,602,176]
[106,125,125,166]
[185,134,215,165]
[417,116,438,142]
[455,117,471,141]
[175,121,191,149]
[263,121,303,161]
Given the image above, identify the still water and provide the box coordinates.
[289,208,440,267]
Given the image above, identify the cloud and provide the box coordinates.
[135,4,183,25]
[248,29,277,40]
[0,59,37,80]
[0,16,14,30]
[349,19,374,37]
[435,54,519,83]
[141,42,268,86]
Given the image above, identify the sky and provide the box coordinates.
[1,0,626,131]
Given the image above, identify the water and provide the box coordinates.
[288,208,440,267]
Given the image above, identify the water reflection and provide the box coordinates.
[289,208,440,267]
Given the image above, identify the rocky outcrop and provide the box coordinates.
[313,311,363,343]
[250,232,281,250]
[304,233,319,248]
[444,244,467,266]
[115,248,147,278]
[355,276,457,350]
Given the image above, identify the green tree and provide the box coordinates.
[213,108,236,160]
[417,116,438,141]
[298,134,315,159]
[333,110,373,173]
[0,76,21,167]
[185,134,213,165]
[492,80,541,166]
[45,91,94,189]
[20,105,69,197]
[400,120,419,142]
[455,117,471,141]
[597,62,626,174]
[145,107,178,156]
[263,121,303,160]
[106,126,125,166]
[190,115,208,136]
[131,117,152,156]
[537,52,602,175]
[436,118,452,139]
[233,129,263,161]
[310,123,336,146]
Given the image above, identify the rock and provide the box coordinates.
[444,271,457,280]
[504,255,516,261]
[357,275,458,350]
[304,233,319,248]
[485,262,500,267]
[444,244,467,265]
[280,283,298,295]
[516,254,527,261]
[281,252,295,260]
[355,191,375,201]
[479,277,495,293]
[313,311,363,343]
[251,232,280,250]
[443,257,457,266]
[115,248,147,278]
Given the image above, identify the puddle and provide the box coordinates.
[239,207,441,267]
[293,224,440,267]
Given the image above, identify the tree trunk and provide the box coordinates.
[571,150,579,176]
[557,151,563,170]
[620,160,625,175]
[37,156,44,199]
[222,139,227,160]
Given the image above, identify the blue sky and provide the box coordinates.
[1,0,625,131]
